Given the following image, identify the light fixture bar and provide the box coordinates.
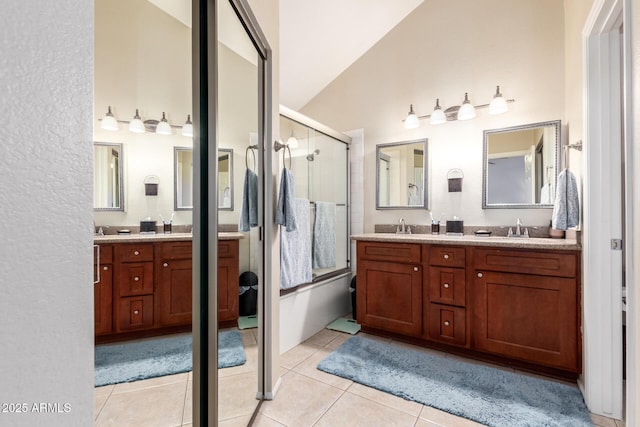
[414,98,515,120]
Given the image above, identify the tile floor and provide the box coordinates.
[95,328,625,427]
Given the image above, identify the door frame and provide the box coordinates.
[581,0,628,420]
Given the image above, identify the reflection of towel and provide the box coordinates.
[408,185,420,205]
[239,169,258,232]
[552,169,580,230]
[280,198,312,289]
[313,202,336,269]
[275,168,297,232]
[540,183,551,204]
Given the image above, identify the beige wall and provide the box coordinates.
[302,0,565,231]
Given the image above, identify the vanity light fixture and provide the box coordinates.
[404,104,420,129]
[403,86,515,128]
[181,114,193,137]
[429,99,446,125]
[456,93,476,121]
[156,112,172,135]
[488,85,508,115]
[99,106,193,137]
[128,109,145,133]
[100,106,119,131]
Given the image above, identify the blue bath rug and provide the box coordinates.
[95,330,246,387]
[317,336,592,427]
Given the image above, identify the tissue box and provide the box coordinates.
[446,220,464,235]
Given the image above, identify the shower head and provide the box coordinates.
[306,149,320,161]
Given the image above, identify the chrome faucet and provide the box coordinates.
[396,218,411,234]
[508,218,529,238]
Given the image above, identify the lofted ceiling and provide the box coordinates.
[148,0,424,111]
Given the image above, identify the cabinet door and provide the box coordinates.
[428,303,466,346]
[158,259,192,327]
[118,262,154,296]
[117,295,154,331]
[218,252,239,324]
[357,260,422,336]
[94,263,113,336]
[428,267,466,307]
[473,270,578,371]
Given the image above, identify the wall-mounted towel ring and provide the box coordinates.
[274,140,292,169]
[245,144,257,170]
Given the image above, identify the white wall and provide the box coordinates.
[302,0,565,231]
[0,1,94,426]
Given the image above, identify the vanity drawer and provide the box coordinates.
[218,239,239,259]
[474,248,577,278]
[117,295,154,331]
[161,241,192,260]
[119,262,154,296]
[430,246,465,268]
[429,267,466,307]
[119,243,154,262]
[428,303,466,346]
[357,241,422,264]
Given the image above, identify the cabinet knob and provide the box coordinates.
[413,266,419,272]
[134,250,140,256]
[477,272,483,278]
[133,310,139,315]
[443,283,449,288]
[163,262,169,267]
[134,276,140,281]
[103,266,109,271]
[444,321,450,327]
[443,254,449,259]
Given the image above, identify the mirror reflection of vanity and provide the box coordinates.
[376,139,428,209]
[174,147,233,211]
[94,142,124,211]
[482,120,561,208]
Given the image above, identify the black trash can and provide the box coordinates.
[239,271,259,316]
[349,275,357,320]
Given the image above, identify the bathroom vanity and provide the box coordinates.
[93,232,242,343]
[353,234,581,378]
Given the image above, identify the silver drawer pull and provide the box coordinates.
[163,262,169,267]
[103,266,109,271]
[134,276,140,281]
[133,310,139,315]
[443,283,449,288]
[444,321,450,326]
[413,266,419,272]
[134,250,140,256]
[443,254,449,259]
[477,272,483,278]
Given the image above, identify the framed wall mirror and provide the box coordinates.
[482,120,561,209]
[376,139,428,209]
[174,147,233,211]
[94,142,124,211]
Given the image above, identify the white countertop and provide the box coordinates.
[94,232,244,244]
[352,233,581,251]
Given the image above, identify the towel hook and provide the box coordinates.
[274,140,292,169]
[245,144,257,170]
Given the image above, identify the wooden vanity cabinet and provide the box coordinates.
[94,244,113,336]
[472,248,580,372]
[355,239,581,376]
[356,241,423,337]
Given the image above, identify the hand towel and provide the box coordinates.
[551,169,580,230]
[280,198,312,290]
[313,201,336,269]
[275,168,297,232]
[239,169,258,232]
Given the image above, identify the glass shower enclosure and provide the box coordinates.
[279,108,350,284]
